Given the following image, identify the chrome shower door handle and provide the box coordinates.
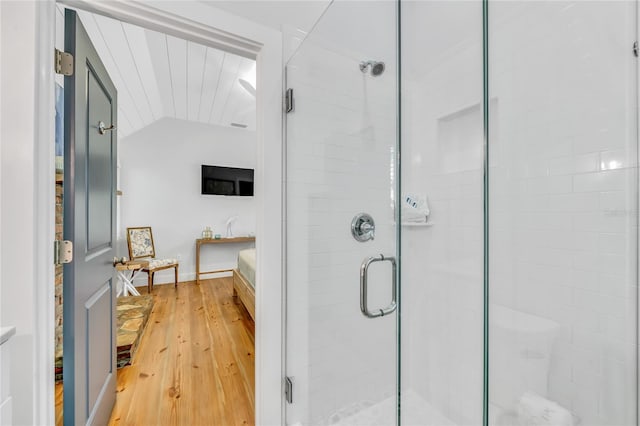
[360,254,397,318]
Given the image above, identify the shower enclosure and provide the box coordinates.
[285,1,639,425]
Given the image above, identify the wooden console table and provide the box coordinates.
[195,237,255,285]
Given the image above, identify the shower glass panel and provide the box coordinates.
[286,1,640,425]
[400,1,485,425]
[488,2,639,425]
[285,0,399,424]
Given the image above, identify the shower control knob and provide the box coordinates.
[351,213,375,242]
[360,222,374,233]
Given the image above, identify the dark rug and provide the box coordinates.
[55,294,154,382]
[116,294,154,368]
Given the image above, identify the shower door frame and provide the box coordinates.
[636,3,640,419]
[482,1,490,426]
[637,3,640,423]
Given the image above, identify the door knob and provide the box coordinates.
[98,121,116,135]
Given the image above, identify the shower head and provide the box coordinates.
[359,60,385,76]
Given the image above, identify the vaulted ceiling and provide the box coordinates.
[65,8,257,138]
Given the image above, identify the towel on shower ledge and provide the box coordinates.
[402,194,430,223]
[402,207,428,223]
[516,392,574,426]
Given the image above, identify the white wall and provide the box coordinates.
[119,117,257,284]
[0,1,55,425]
[1,3,37,425]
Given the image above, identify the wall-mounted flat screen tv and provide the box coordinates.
[201,165,254,196]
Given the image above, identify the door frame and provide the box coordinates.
[34,1,284,424]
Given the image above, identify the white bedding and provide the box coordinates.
[237,248,256,288]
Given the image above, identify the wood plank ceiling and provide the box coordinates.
[67,8,256,138]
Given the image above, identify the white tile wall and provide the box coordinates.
[489,1,638,425]
[401,1,638,425]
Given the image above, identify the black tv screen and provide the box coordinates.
[201,165,254,196]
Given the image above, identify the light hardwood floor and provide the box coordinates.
[55,277,255,426]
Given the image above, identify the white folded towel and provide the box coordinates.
[516,392,573,426]
[402,208,428,223]
[402,194,430,223]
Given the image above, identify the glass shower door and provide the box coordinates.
[285,1,399,424]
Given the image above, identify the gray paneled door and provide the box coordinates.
[63,9,118,426]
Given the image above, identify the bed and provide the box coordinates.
[233,248,255,320]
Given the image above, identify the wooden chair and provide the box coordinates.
[126,226,179,293]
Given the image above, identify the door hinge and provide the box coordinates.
[284,376,293,404]
[634,41,638,57]
[55,48,74,76]
[285,88,294,113]
[54,240,73,265]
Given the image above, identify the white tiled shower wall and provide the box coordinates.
[489,2,638,425]
[286,1,399,424]
[402,1,638,425]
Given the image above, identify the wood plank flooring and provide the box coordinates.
[55,277,255,426]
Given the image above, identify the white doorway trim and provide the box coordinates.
[34,2,57,424]
[35,1,284,424]
[60,0,262,58]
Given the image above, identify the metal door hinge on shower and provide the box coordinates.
[285,88,294,113]
[284,377,293,404]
